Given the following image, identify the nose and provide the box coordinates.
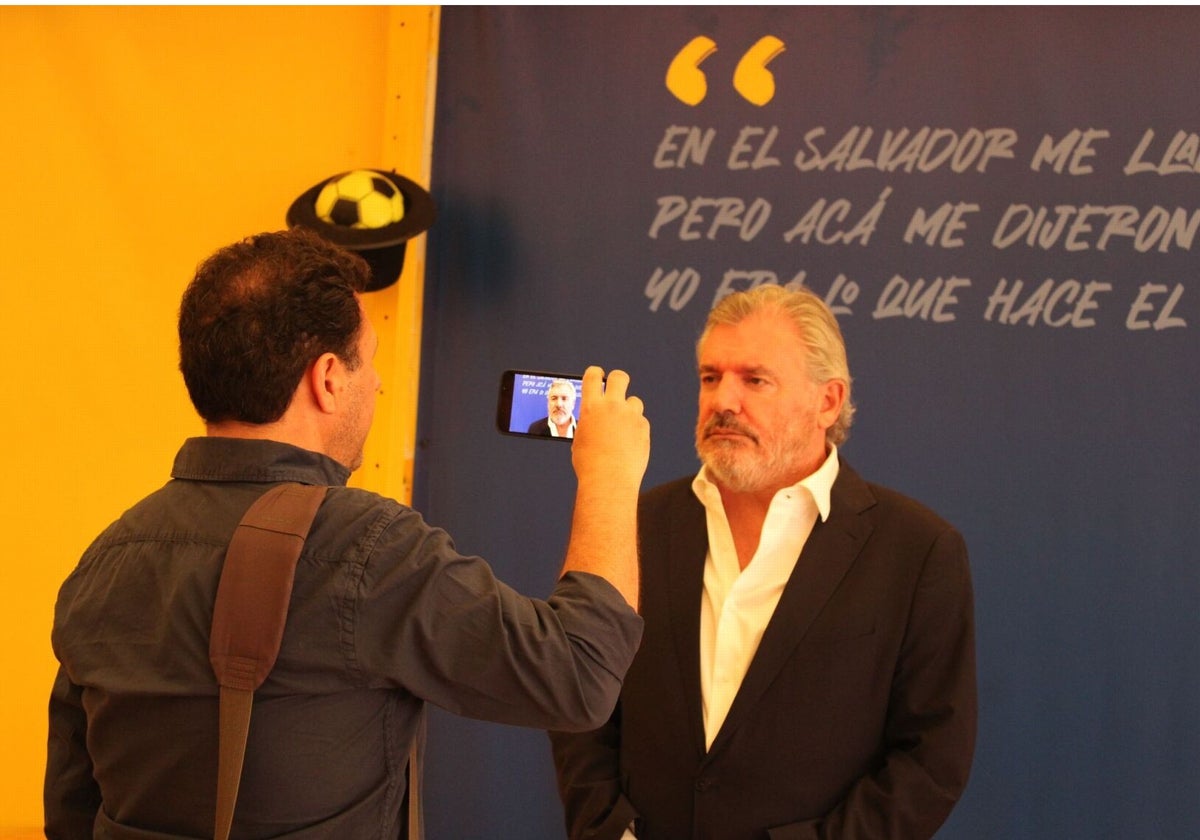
[708,375,742,413]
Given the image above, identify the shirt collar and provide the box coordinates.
[171,437,352,486]
[549,416,577,438]
[692,444,840,521]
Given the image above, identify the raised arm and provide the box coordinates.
[559,367,649,610]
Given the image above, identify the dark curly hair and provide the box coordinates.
[178,228,371,425]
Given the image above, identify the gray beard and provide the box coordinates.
[695,410,810,495]
[698,442,778,494]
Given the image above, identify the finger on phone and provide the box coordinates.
[604,369,630,399]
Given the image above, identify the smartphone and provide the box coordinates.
[496,369,584,441]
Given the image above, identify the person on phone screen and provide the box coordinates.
[528,378,578,438]
[550,283,976,840]
[46,227,650,839]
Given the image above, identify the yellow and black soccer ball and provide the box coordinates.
[287,167,436,291]
[314,169,406,229]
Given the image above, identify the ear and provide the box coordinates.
[816,378,847,430]
[307,352,344,415]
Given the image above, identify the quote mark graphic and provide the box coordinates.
[733,36,785,106]
[666,36,786,106]
[665,36,718,106]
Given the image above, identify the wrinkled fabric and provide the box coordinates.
[49,437,642,839]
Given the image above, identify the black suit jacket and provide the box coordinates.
[528,416,574,437]
[551,461,976,840]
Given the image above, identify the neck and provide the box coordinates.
[716,484,774,570]
[205,415,321,454]
[710,444,830,570]
[207,419,277,439]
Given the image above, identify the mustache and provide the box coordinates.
[701,412,758,443]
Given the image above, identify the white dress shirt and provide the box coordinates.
[691,446,839,749]
[547,416,576,438]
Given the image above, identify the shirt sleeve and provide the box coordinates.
[549,704,643,840]
[45,665,102,839]
[351,507,644,732]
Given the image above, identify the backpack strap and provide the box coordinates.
[208,483,327,840]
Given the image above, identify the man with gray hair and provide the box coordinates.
[551,283,977,840]
[528,378,579,438]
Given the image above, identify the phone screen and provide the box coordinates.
[496,370,583,441]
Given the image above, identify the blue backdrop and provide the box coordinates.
[414,8,1199,838]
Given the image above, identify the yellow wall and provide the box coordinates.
[0,7,437,832]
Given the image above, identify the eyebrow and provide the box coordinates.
[698,363,773,376]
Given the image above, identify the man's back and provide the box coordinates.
[51,440,416,837]
[49,437,643,838]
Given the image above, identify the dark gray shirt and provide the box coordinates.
[47,437,642,839]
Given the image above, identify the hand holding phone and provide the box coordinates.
[499,366,649,608]
[563,366,650,608]
[495,366,649,481]
[571,366,650,489]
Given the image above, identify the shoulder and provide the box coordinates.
[639,475,695,509]
[638,476,702,533]
[313,485,415,540]
[836,460,963,545]
[316,485,474,567]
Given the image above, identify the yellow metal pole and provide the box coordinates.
[355,6,440,505]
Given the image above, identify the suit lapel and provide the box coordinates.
[705,463,877,760]
[664,487,710,758]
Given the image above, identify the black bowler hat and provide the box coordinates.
[286,168,436,292]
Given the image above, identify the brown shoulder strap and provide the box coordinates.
[209,483,327,840]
